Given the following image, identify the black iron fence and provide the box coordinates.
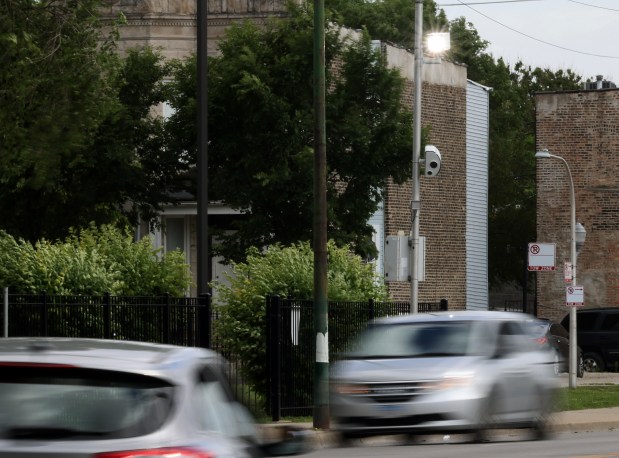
[2,291,210,347]
[1,291,447,419]
[264,297,448,420]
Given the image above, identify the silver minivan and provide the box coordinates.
[330,311,557,442]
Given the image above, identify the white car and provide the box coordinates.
[330,311,558,443]
[0,338,306,457]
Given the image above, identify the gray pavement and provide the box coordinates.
[261,372,619,449]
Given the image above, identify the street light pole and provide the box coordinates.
[535,149,578,388]
[410,0,423,314]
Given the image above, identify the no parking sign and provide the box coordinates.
[528,243,556,271]
[566,286,584,307]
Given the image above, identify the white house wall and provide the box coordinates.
[466,80,491,309]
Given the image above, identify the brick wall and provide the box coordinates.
[535,89,619,321]
[385,80,468,309]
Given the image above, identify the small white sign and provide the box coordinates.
[566,286,584,307]
[528,243,556,271]
[564,262,573,283]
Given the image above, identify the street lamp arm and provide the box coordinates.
[535,149,578,389]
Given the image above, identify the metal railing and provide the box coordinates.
[2,290,447,419]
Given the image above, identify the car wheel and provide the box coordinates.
[473,389,499,443]
[583,352,605,372]
[552,351,561,376]
[577,353,585,378]
[531,388,553,441]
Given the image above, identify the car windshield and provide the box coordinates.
[344,321,474,358]
[0,366,174,440]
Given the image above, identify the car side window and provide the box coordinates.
[600,312,619,331]
[192,365,257,440]
[577,313,599,331]
[551,323,569,339]
[497,321,535,356]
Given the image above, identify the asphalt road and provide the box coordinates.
[304,430,619,458]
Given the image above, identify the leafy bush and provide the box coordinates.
[0,225,192,296]
[212,240,387,394]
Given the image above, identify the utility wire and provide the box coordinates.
[442,0,619,59]
[567,0,619,12]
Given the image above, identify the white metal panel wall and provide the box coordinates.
[466,81,490,309]
[368,200,385,278]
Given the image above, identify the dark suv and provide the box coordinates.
[561,308,619,372]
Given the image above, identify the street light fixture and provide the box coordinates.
[410,0,449,313]
[535,149,585,388]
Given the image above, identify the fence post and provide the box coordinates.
[163,293,171,344]
[268,295,282,422]
[41,291,48,337]
[104,292,111,339]
[198,293,211,348]
[368,298,375,321]
[440,298,448,311]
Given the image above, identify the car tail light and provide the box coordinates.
[535,337,549,345]
[96,448,214,458]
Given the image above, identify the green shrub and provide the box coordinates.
[0,225,192,296]
[212,240,387,395]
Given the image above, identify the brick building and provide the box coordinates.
[535,87,619,321]
[105,1,489,309]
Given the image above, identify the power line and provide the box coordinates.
[567,0,619,12]
[443,0,619,59]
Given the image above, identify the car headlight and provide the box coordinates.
[421,373,475,391]
[331,383,370,395]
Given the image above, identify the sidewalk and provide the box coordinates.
[261,372,619,448]
[553,371,619,432]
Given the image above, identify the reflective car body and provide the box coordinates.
[527,318,584,377]
[0,338,302,458]
[330,311,557,441]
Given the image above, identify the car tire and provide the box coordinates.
[531,388,553,441]
[577,353,585,378]
[552,352,561,376]
[473,389,499,443]
[583,352,605,372]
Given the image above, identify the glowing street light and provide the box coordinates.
[410,1,450,313]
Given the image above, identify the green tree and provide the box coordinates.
[165,3,413,262]
[0,0,179,242]
[326,0,448,50]
[212,240,387,395]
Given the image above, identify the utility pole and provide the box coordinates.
[410,0,423,314]
[196,0,209,297]
[312,0,329,429]
[314,0,329,429]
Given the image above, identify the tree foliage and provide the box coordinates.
[326,0,448,50]
[212,240,387,393]
[0,0,180,243]
[0,225,192,296]
[165,3,413,262]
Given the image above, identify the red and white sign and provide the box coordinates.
[564,261,573,283]
[528,243,556,271]
[566,286,584,307]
